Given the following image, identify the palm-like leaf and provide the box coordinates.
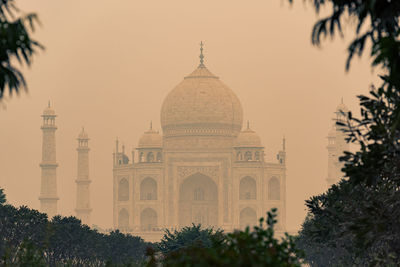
[0,0,43,100]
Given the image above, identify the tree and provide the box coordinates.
[286,0,400,265]
[102,230,150,265]
[0,204,48,265]
[0,188,151,266]
[12,240,46,267]
[0,0,43,100]
[148,209,304,267]
[48,216,96,265]
[157,224,224,255]
[0,188,6,205]
[287,0,400,76]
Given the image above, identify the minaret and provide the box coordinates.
[75,127,92,225]
[277,135,287,230]
[277,136,286,165]
[39,102,59,218]
[199,41,205,68]
[326,100,350,187]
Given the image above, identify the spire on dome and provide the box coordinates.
[146,120,158,133]
[283,135,286,151]
[242,120,255,133]
[199,41,205,68]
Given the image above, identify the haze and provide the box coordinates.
[0,0,376,231]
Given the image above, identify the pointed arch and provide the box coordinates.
[239,176,256,200]
[156,152,162,162]
[118,208,129,229]
[179,173,218,227]
[141,208,157,231]
[268,177,280,200]
[239,207,257,229]
[118,178,129,201]
[140,177,157,200]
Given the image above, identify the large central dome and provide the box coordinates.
[161,64,243,137]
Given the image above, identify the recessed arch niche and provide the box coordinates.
[239,176,256,200]
[118,208,129,229]
[118,178,129,201]
[140,208,157,231]
[140,177,157,200]
[179,172,218,227]
[268,177,280,200]
[239,207,257,229]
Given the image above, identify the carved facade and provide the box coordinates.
[113,56,286,241]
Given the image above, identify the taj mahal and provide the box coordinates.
[112,46,286,241]
[38,45,348,242]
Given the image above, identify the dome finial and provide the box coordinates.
[247,120,250,129]
[199,41,205,68]
[283,135,286,151]
[48,100,51,108]
[341,97,343,104]
[150,120,153,130]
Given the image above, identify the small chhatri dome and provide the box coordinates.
[43,101,56,116]
[138,122,162,148]
[78,127,89,139]
[161,43,243,137]
[235,121,262,147]
[335,98,349,126]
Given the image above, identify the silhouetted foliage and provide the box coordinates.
[157,224,224,255]
[104,230,150,265]
[2,239,47,266]
[297,180,400,265]
[0,0,43,100]
[0,188,150,266]
[0,188,6,204]
[288,0,400,73]
[287,0,400,266]
[148,209,304,267]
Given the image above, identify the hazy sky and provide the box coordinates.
[0,0,377,231]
